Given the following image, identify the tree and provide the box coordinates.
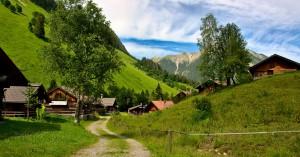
[16,4,22,13]
[9,5,15,13]
[153,83,163,100]
[3,0,10,7]
[198,13,220,82]
[40,0,123,124]
[198,14,251,85]
[48,79,57,91]
[28,12,45,38]
[23,86,37,120]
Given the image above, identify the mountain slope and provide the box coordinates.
[109,71,300,156]
[0,0,177,94]
[153,50,267,82]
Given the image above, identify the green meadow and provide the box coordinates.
[108,71,300,156]
[0,115,98,157]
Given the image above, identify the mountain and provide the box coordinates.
[0,0,178,94]
[152,50,267,82]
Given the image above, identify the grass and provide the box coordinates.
[107,71,300,156]
[0,114,98,157]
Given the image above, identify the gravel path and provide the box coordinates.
[71,117,151,157]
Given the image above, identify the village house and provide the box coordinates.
[143,100,174,113]
[195,80,221,94]
[172,90,192,103]
[128,104,146,115]
[0,47,47,117]
[95,97,117,114]
[249,54,300,79]
[45,86,77,115]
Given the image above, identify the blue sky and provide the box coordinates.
[95,0,300,62]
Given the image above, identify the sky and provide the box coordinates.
[95,0,300,62]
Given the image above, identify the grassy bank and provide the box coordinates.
[0,115,98,157]
[107,71,300,156]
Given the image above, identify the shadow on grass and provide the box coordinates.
[0,118,61,140]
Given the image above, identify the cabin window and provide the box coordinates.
[54,93,64,100]
[258,72,264,76]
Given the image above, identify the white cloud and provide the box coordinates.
[95,0,300,62]
[123,42,180,59]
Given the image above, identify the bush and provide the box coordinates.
[192,98,212,121]
[193,97,212,112]
[3,0,11,7]
[16,4,22,13]
[237,72,253,84]
[9,5,15,13]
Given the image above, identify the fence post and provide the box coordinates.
[168,130,173,153]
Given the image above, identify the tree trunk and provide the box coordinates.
[226,78,231,86]
[75,99,82,124]
[232,78,236,85]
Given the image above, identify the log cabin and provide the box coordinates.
[249,54,300,79]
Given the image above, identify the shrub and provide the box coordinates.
[9,5,15,13]
[192,98,212,121]
[3,0,10,7]
[16,4,22,13]
[237,72,253,84]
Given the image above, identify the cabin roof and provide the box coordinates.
[249,54,300,74]
[149,101,174,110]
[47,86,78,100]
[0,47,28,86]
[101,98,116,107]
[3,86,39,103]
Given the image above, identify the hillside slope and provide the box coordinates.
[0,1,178,94]
[153,50,267,82]
[109,71,300,156]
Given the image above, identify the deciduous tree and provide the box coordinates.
[40,0,123,124]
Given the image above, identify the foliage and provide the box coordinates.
[35,104,45,120]
[108,71,300,156]
[29,0,56,12]
[153,83,163,100]
[192,97,212,120]
[0,115,97,156]
[40,0,123,123]
[237,72,253,84]
[28,11,45,38]
[16,3,22,13]
[9,5,15,13]
[198,13,251,85]
[3,0,10,7]
[47,79,57,91]
[23,86,39,120]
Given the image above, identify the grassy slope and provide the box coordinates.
[114,50,178,94]
[0,1,178,94]
[108,71,300,156]
[0,115,98,157]
[0,0,50,84]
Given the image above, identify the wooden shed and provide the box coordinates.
[144,101,174,113]
[249,54,300,79]
[195,81,221,94]
[128,104,146,115]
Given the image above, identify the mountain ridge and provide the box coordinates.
[152,50,267,82]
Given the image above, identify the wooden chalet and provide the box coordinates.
[249,54,300,79]
[195,81,220,94]
[3,84,47,116]
[144,101,174,113]
[45,87,77,115]
[172,90,192,103]
[128,104,146,115]
[96,98,117,113]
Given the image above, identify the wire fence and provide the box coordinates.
[112,122,300,153]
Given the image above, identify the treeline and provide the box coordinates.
[135,57,199,89]
[30,0,56,12]
[107,83,171,112]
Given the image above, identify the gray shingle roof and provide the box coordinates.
[3,86,38,103]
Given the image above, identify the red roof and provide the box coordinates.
[150,101,174,110]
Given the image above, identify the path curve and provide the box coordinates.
[72,117,151,157]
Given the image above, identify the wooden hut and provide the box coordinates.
[249,54,300,79]
[128,104,146,115]
[144,101,174,113]
[195,81,221,94]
